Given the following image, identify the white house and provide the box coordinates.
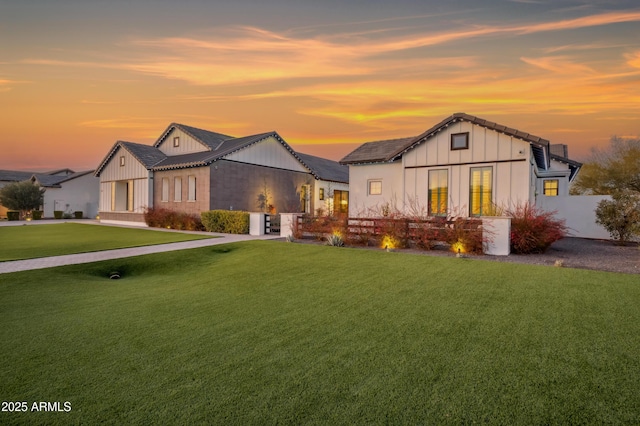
[340,113,581,218]
[0,169,99,219]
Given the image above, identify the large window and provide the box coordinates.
[334,190,349,215]
[161,178,169,202]
[543,179,559,196]
[188,175,196,201]
[368,180,382,195]
[174,177,182,201]
[469,167,492,216]
[428,169,448,216]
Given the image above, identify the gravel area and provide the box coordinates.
[477,238,640,275]
[296,237,640,275]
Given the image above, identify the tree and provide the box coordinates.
[571,136,640,195]
[0,181,45,219]
[595,190,640,244]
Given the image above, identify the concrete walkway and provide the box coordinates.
[0,220,281,274]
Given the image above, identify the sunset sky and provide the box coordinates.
[1,0,639,171]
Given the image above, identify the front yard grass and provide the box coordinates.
[1,241,639,424]
[0,223,213,261]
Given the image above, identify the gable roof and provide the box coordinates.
[296,153,349,183]
[94,141,168,176]
[152,131,301,171]
[339,137,414,165]
[154,123,233,150]
[31,170,95,188]
[340,113,552,169]
[0,170,35,182]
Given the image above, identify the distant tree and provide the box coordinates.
[0,181,45,219]
[571,136,640,195]
[595,190,640,244]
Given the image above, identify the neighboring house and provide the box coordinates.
[0,169,99,219]
[340,112,581,217]
[94,123,349,225]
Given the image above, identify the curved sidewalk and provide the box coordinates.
[0,233,281,274]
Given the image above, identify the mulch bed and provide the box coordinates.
[292,237,640,275]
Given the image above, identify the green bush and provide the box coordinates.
[32,210,43,220]
[54,210,64,219]
[201,210,249,234]
[595,190,640,244]
[74,211,83,219]
[7,211,20,221]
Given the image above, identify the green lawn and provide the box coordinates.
[1,241,639,424]
[0,223,213,261]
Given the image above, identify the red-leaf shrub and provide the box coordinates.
[144,207,204,231]
[445,217,485,254]
[507,204,567,254]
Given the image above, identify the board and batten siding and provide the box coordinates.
[157,128,211,156]
[351,121,536,217]
[224,136,309,172]
[98,146,152,214]
[401,121,533,214]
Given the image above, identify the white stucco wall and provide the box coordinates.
[348,161,404,216]
[43,174,100,218]
[537,195,612,240]
[313,180,349,214]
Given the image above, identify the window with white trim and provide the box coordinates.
[174,177,182,201]
[188,175,196,201]
[161,178,169,202]
[368,180,382,195]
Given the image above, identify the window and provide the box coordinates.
[368,180,382,195]
[174,177,182,201]
[469,167,492,216]
[319,188,325,200]
[119,156,125,167]
[543,179,559,196]
[188,175,196,201]
[173,137,180,147]
[428,169,448,216]
[334,190,349,215]
[451,132,469,150]
[161,178,169,202]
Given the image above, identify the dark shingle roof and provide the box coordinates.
[94,141,167,176]
[296,153,349,183]
[155,123,233,150]
[0,170,34,182]
[340,137,414,164]
[340,113,553,170]
[152,132,287,171]
[120,142,167,168]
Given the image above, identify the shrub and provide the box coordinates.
[595,190,640,244]
[144,207,204,231]
[445,217,484,254]
[201,210,249,234]
[411,217,448,250]
[54,210,64,219]
[32,210,43,220]
[507,204,567,254]
[74,211,83,219]
[297,214,347,241]
[7,211,20,221]
[374,214,410,249]
[325,233,345,247]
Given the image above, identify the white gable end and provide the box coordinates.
[224,136,309,172]
[157,128,210,156]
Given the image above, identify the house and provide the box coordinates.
[0,169,99,219]
[340,112,581,217]
[94,123,349,225]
